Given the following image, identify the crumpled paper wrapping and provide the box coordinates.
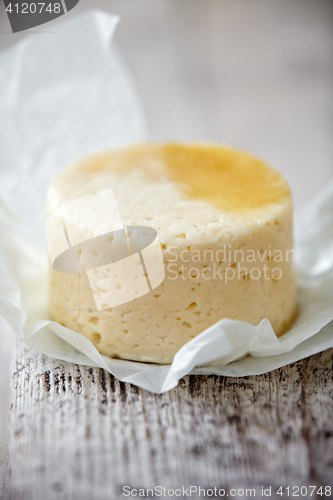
[0,10,332,394]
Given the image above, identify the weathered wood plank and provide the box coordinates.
[6,338,333,500]
[0,319,14,500]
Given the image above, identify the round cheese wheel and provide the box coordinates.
[47,143,297,364]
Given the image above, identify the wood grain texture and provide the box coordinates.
[0,320,14,500]
[4,338,333,500]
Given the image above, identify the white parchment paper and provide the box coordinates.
[0,10,332,394]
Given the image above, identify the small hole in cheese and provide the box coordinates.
[92,333,102,344]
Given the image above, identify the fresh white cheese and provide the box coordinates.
[47,144,297,364]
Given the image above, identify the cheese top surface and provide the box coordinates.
[157,144,289,212]
[46,143,292,251]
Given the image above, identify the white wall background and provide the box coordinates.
[1,0,332,209]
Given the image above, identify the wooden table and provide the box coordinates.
[1,334,332,499]
[1,1,333,498]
